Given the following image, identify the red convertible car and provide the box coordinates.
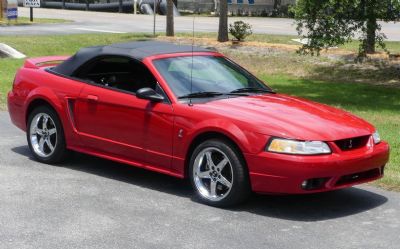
[8,41,389,207]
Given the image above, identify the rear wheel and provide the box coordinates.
[189,139,250,207]
[27,106,69,164]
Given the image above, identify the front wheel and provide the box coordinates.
[189,139,251,207]
[27,105,69,164]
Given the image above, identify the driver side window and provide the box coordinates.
[74,56,158,95]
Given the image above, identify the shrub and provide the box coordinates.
[229,21,253,41]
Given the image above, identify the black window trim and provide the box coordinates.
[45,56,172,105]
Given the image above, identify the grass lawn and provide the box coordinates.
[0,33,399,190]
[0,17,69,26]
[177,32,400,54]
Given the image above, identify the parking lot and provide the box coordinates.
[0,111,399,249]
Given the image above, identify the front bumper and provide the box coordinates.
[245,141,390,194]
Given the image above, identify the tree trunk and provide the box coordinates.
[0,0,3,20]
[166,0,174,37]
[362,0,377,54]
[273,0,281,17]
[365,16,377,54]
[218,0,229,42]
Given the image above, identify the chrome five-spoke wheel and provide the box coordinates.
[27,106,68,164]
[30,113,57,158]
[190,139,250,207]
[193,147,233,201]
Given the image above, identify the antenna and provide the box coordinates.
[189,0,195,106]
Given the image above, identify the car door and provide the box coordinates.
[74,85,149,165]
[140,87,175,171]
[73,56,175,171]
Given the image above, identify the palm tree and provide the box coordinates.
[218,0,229,42]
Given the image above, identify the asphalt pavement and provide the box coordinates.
[0,7,399,41]
[0,111,399,249]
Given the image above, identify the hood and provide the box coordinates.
[194,94,374,141]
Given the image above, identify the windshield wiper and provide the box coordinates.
[178,91,224,99]
[230,87,273,94]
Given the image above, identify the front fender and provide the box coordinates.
[185,118,251,154]
[171,115,270,176]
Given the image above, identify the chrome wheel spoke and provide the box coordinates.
[197,169,211,179]
[46,139,55,152]
[42,115,48,130]
[48,128,57,136]
[34,128,44,136]
[210,181,217,197]
[205,151,214,168]
[218,175,232,188]
[38,137,45,152]
[216,158,228,171]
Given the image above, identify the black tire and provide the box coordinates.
[27,105,69,164]
[189,139,251,207]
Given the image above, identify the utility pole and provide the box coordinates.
[119,0,123,13]
[134,0,137,14]
[153,0,157,37]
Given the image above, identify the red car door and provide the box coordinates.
[74,84,174,171]
[141,98,175,171]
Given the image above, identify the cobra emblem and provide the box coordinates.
[348,139,353,149]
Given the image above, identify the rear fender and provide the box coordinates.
[24,87,64,127]
[23,87,82,147]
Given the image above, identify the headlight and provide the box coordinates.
[372,131,381,144]
[267,138,331,155]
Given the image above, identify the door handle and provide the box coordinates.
[86,95,98,102]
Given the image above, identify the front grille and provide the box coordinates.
[335,168,381,186]
[335,135,370,151]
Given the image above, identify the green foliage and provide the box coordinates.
[294,0,400,56]
[229,21,253,41]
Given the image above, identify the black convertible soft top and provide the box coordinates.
[52,41,212,76]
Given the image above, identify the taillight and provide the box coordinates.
[12,69,20,90]
[12,76,17,90]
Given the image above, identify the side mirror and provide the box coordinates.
[136,88,165,102]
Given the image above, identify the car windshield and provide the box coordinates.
[152,56,272,99]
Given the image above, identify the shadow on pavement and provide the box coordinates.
[235,187,387,221]
[12,145,388,222]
